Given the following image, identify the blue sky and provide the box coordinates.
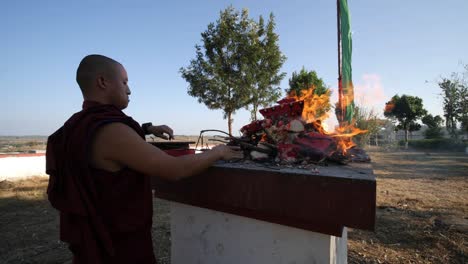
[2,1,467,136]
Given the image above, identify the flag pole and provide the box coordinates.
[337,0,344,126]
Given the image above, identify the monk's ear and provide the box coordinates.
[96,75,108,90]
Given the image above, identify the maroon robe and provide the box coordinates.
[46,101,156,263]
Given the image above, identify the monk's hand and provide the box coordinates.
[212,145,243,161]
[149,125,174,140]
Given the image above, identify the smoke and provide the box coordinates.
[325,73,386,131]
[354,73,386,113]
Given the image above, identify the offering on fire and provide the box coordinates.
[197,86,371,165]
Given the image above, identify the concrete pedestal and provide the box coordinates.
[0,155,47,181]
[170,201,347,264]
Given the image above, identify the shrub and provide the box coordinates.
[398,138,467,151]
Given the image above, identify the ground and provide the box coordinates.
[0,148,467,263]
[348,148,468,264]
[0,136,47,153]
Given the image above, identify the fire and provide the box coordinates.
[334,124,368,138]
[288,86,367,154]
[238,86,371,163]
[288,86,331,123]
[332,124,368,154]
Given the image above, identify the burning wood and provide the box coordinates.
[196,92,370,164]
[236,95,370,164]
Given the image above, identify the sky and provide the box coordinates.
[1,0,467,136]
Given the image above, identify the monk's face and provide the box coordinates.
[107,64,131,110]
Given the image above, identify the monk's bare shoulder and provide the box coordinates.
[90,122,177,177]
[89,122,132,171]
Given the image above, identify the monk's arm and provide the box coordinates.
[92,122,240,181]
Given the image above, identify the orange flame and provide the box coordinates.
[331,124,368,154]
[287,86,367,154]
[287,86,331,124]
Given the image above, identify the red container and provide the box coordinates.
[164,149,195,157]
[148,141,196,157]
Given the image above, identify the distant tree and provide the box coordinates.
[457,64,468,133]
[287,67,329,96]
[244,13,286,121]
[353,105,381,147]
[422,114,444,139]
[439,78,459,137]
[458,83,468,133]
[287,67,332,120]
[439,63,468,136]
[384,94,427,148]
[180,7,287,133]
[407,121,422,138]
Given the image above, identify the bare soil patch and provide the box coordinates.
[348,148,468,264]
[0,148,466,263]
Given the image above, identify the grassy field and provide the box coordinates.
[0,136,47,153]
[0,135,212,153]
[0,148,467,263]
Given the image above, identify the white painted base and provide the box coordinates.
[0,156,47,181]
[169,201,347,264]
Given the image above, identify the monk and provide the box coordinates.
[46,54,242,263]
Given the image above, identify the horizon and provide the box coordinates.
[2,1,467,136]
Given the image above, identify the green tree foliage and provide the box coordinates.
[244,13,286,121]
[459,84,468,133]
[439,63,468,136]
[353,106,382,147]
[180,6,286,133]
[287,67,331,120]
[384,95,427,148]
[287,67,329,96]
[456,64,468,133]
[439,79,459,137]
[408,121,422,136]
[422,114,444,139]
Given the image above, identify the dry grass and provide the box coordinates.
[0,177,171,264]
[0,148,467,263]
[348,148,468,264]
[0,136,47,153]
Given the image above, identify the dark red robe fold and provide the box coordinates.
[46,101,156,263]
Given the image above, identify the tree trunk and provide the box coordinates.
[228,111,233,135]
[375,133,379,146]
[251,104,258,121]
[404,129,409,149]
[227,87,233,135]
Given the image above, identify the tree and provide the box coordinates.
[353,105,381,147]
[384,95,427,148]
[456,64,468,133]
[244,14,286,121]
[407,121,422,138]
[180,6,286,133]
[180,7,250,135]
[287,67,329,96]
[439,63,468,136]
[439,78,459,137]
[287,67,332,120]
[458,83,468,133]
[421,114,444,139]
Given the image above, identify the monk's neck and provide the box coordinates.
[82,99,121,109]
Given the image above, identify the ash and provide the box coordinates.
[215,159,374,181]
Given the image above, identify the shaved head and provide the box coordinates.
[76,54,121,93]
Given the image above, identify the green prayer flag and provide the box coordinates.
[340,0,354,124]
